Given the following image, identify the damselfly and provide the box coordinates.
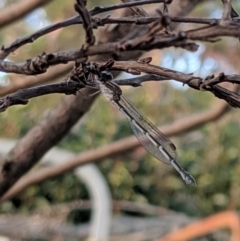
[83,72,196,186]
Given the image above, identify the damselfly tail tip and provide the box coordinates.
[184,173,196,186]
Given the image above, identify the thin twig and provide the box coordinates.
[74,0,95,48]
[0,0,164,59]
[2,60,240,111]
[0,81,84,112]
[0,63,73,96]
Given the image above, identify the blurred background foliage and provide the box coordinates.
[1,0,240,224]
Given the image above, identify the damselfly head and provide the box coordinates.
[101,71,113,82]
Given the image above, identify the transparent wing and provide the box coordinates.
[98,78,196,186]
[117,96,177,164]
